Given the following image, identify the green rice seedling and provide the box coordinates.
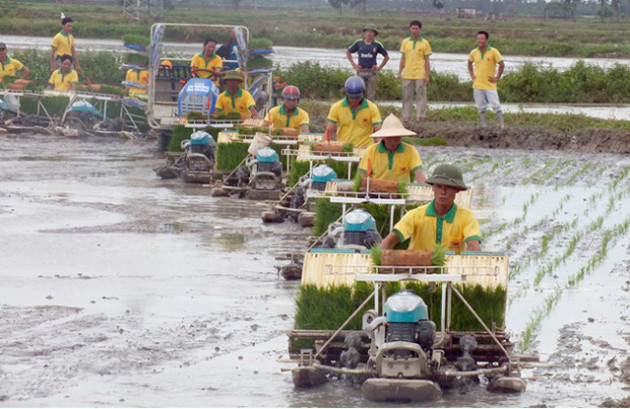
[123,53,149,66]
[431,244,446,267]
[370,246,382,266]
[294,284,357,330]
[566,162,595,185]
[342,143,354,153]
[287,160,357,186]
[524,159,553,184]
[313,199,343,236]
[519,285,563,351]
[168,126,219,152]
[611,166,630,190]
[98,84,124,96]
[397,182,408,194]
[247,57,273,70]
[18,95,71,117]
[216,142,250,170]
[352,173,363,193]
[248,38,274,50]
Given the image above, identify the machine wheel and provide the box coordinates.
[65,115,87,132]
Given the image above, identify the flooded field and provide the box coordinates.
[1,134,629,407]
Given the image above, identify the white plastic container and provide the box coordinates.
[248,132,272,156]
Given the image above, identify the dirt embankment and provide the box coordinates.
[409,123,630,155]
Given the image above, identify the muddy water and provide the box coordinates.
[1,135,629,406]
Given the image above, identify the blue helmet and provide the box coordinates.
[344,75,365,99]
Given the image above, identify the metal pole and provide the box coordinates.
[451,285,512,362]
[389,204,395,232]
[440,282,446,340]
[313,289,376,360]
[447,283,452,330]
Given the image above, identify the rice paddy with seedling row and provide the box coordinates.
[416,146,630,358]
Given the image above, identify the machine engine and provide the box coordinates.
[248,147,282,190]
[363,290,437,380]
[321,209,381,249]
[342,209,381,249]
[384,290,436,354]
[184,130,216,172]
[311,165,337,191]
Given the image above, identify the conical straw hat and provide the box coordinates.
[370,114,417,138]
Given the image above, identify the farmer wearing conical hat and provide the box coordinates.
[380,164,481,253]
[214,70,259,119]
[358,114,425,184]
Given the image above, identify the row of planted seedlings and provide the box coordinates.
[510,164,630,351]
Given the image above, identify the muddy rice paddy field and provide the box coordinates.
[0,133,629,407]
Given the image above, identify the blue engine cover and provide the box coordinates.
[385,290,429,323]
[257,147,279,163]
[312,165,337,183]
[343,209,376,232]
[177,78,220,117]
[190,131,215,146]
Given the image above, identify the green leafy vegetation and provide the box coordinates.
[248,38,273,50]
[370,246,382,266]
[431,244,446,267]
[122,34,150,47]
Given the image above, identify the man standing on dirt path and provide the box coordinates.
[346,24,389,101]
[398,20,432,124]
[50,16,82,74]
[326,75,382,147]
[359,113,426,184]
[0,42,30,82]
[380,164,481,253]
[467,30,505,128]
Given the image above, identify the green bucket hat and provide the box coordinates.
[426,164,469,190]
[363,24,379,36]
[223,70,244,82]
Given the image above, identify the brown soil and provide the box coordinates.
[408,123,630,155]
[600,396,630,407]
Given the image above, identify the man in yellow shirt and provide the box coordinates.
[263,85,309,134]
[380,164,481,253]
[467,30,505,128]
[397,20,432,123]
[214,70,259,119]
[359,114,425,184]
[0,42,30,82]
[50,16,82,73]
[47,55,78,91]
[191,38,223,88]
[123,68,149,99]
[326,75,382,147]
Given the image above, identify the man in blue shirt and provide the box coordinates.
[346,24,389,101]
[217,31,240,71]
